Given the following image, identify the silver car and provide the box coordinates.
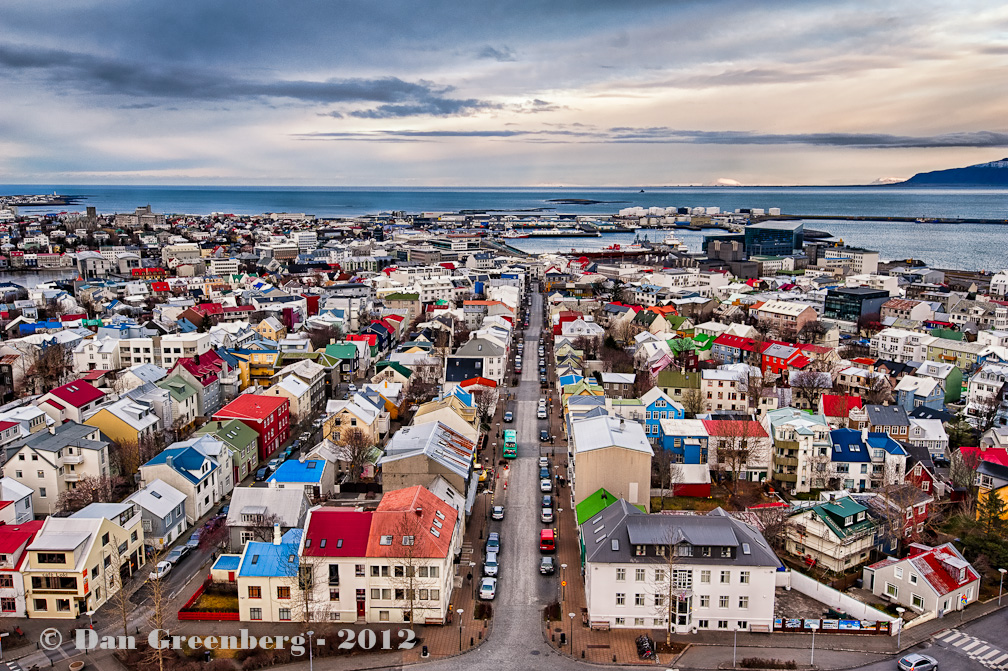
[484,551,499,577]
[897,655,937,671]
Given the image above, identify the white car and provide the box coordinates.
[483,551,499,577]
[541,507,554,523]
[491,506,505,520]
[537,408,547,419]
[149,561,172,581]
[479,577,497,600]
[539,456,549,468]
[540,478,553,492]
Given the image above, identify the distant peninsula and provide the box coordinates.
[899,158,1008,187]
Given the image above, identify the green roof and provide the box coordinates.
[810,497,874,539]
[576,488,645,525]
[385,292,419,301]
[375,360,413,378]
[655,369,701,389]
[195,419,258,452]
[157,376,196,402]
[325,343,359,360]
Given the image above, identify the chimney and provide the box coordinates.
[273,522,282,545]
[414,506,423,516]
[861,426,868,443]
[166,456,174,469]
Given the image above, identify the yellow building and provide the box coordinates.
[84,398,162,449]
[255,317,288,342]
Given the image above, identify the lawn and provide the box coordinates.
[188,589,239,612]
[651,496,727,512]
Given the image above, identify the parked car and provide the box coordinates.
[165,545,191,566]
[539,466,550,479]
[503,411,513,422]
[255,467,268,481]
[479,577,497,600]
[149,561,172,580]
[185,529,202,549]
[486,531,500,555]
[542,495,553,508]
[537,408,547,419]
[540,556,555,574]
[539,456,549,468]
[483,551,499,577]
[267,458,282,472]
[539,529,555,553]
[540,430,549,442]
[515,364,522,374]
[491,506,505,520]
[898,655,937,671]
[347,384,358,394]
[541,507,554,523]
[540,478,552,492]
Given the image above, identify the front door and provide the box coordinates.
[356,589,366,618]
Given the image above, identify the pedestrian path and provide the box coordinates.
[934,629,1008,670]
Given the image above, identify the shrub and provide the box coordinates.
[739,658,797,669]
[543,601,561,621]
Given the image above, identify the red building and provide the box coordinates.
[213,394,290,462]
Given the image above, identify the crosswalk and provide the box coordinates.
[5,661,25,671]
[934,629,1008,670]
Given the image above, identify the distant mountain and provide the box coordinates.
[901,158,1008,186]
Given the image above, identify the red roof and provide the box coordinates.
[0,521,44,555]
[460,377,498,389]
[214,393,288,422]
[197,302,224,315]
[302,509,373,557]
[0,420,18,432]
[821,394,863,418]
[79,369,110,381]
[701,419,768,438]
[346,334,378,346]
[961,445,1008,468]
[60,313,87,322]
[713,333,756,351]
[908,543,980,596]
[367,486,458,559]
[851,357,877,366]
[222,305,254,313]
[151,281,170,292]
[174,350,225,385]
[48,380,105,408]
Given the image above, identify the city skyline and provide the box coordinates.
[1,0,1006,186]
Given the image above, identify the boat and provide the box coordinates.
[662,234,689,252]
[501,231,529,239]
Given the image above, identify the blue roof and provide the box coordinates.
[267,459,325,484]
[558,374,584,387]
[449,387,473,407]
[238,529,303,577]
[143,446,217,484]
[867,432,908,456]
[830,428,906,462]
[212,555,241,572]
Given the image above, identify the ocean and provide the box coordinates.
[1,184,1006,270]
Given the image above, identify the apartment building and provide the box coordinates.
[871,328,936,364]
[752,300,818,335]
[763,408,831,494]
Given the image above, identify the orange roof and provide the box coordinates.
[367,486,457,559]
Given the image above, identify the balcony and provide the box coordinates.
[61,454,83,465]
[776,456,799,467]
[63,473,80,482]
[774,472,798,483]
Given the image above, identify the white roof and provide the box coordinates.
[600,372,636,385]
[126,479,186,518]
[894,375,940,396]
[571,416,653,455]
[659,418,709,436]
[277,376,310,399]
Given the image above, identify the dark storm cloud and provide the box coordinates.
[0,42,494,113]
[294,127,1008,148]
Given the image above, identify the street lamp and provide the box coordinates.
[895,607,905,649]
[561,563,568,602]
[999,568,1006,606]
[568,612,576,654]
[306,630,315,671]
[733,624,738,667]
[457,608,464,651]
[810,625,815,665]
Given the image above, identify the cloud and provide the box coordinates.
[349,98,501,119]
[476,45,516,62]
[293,126,1008,148]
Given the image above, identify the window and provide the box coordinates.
[718,620,729,630]
[738,596,749,609]
[616,593,625,606]
[719,596,729,608]
[912,594,925,609]
[33,598,47,611]
[635,568,645,582]
[37,553,65,564]
[674,570,692,589]
[700,570,711,584]
[615,568,626,581]
[615,617,626,626]
[738,621,748,630]
[885,583,898,599]
[739,571,750,584]
[329,589,339,602]
[909,573,918,585]
[277,586,291,600]
[0,575,12,589]
[355,564,365,577]
[371,588,381,600]
[247,586,261,599]
[655,569,665,583]
[249,607,262,620]
[698,619,709,629]
[635,594,645,607]
[379,610,389,621]
[720,570,730,584]
[279,608,291,621]
[894,568,903,579]
[39,487,46,498]
[0,598,14,612]
[655,594,665,607]
[635,617,646,626]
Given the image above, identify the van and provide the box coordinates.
[539,529,555,553]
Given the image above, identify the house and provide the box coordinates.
[894,376,944,412]
[84,397,162,450]
[0,520,44,617]
[865,404,912,442]
[214,394,290,463]
[323,394,386,446]
[195,419,260,484]
[255,317,287,342]
[267,458,335,500]
[863,543,980,617]
[582,501,782,633]
[819,394,864,428]
[712,334,757,365]
[265,375,312,424]
[379,421,476,520]
[915,361,962,404]
[786,496,878,574]
[702,419,771,485]
[125,479,188,548]
[5,422,111,516]
[157,376,200,433]
[445,338,506,385]
[701,368,749,414]
[24,501,145,618]
[295,507,373,623]
[139,446,220,525]
[638,387,684,443]
[753,299,818,335]
[37,380,106,424]
[0,477,34,524]
[760,343,809,376]
[226,486,311,552]
[828,428,908,492]
[907,419,949,461]
[569,416,653,512]
[72,336,121,373]
[236,527,304,623]
[272,359,327,419]
[658,419,710,465]
[600,372,636,399]
[170,350,229,415]
[763,408,832,494]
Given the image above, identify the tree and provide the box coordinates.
[797,320,829,345]
[681,388,705,418]
[105,533,134,638]
[857,312,883,336]
[471,388,497,429]
[977,490,1006,534]
[652,450,683,511]
[861,373,892,406]
[572,335,600,360]
[972,392,1003,434]
[648,530,684,646]
[28,343,73,395]
[339,426,374,483]
[55,474,123,514]
[145,546,170,671]
[632,370,655,398]
[751,505,793,551]
[390,513,428,625]
[308,324,344,350]
[599,345,633,373]
[791,369,833,410]
[112,432,165,480]
[712,419,763,496]
[406,358,441,405]
[738,368,772,413]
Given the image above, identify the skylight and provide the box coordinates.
[251,554,259,564]
[151,491,162,499]
[611,539,619,551]
[319,539,327,548]
[336,539,343,548]
[742,543,751,555]
[430,527,440,537]
[402,536,414,546]
[435,510,445,520]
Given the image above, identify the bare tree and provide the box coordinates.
[972,392,1003,434]
[791,369,833,410]
[471,388,497,429]
[572,335,600,360]
[862,374,892,406]
[712,419,762,496]
[234,511,282,550]
[648,531,683,646]
[390,513,428,625]
[105,533,134,638]
[308,324,344,350]
[632,369,655,398]
[738,368,772,413]
[681,387,705,418]
[797,320,829,345]
[406,359,442,404]
[55,474,123,514]
[857,312,883,336]
[27,343,73,395]
[113,432,166,480]
[145,546,169,671]
[949,448,982,512]
[652,450,683,511]
[339,426,374,483]
[750,505,793,551]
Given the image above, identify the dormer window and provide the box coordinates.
[635,545,645,556]
[857,512,865,522]
[844,516,853,526]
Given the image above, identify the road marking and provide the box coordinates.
[939,630,962,643]
[992,653,1008,665]
[980,649,1002,660]
[954,637,972,648]
[974,645,990,655]
[961,640,982,651]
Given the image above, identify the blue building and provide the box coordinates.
[640,387,684,443]
[658,418,709,464]
[829,428,908,491]
[893,375,945,412]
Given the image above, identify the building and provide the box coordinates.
[763,408,832,494]
[214,394,290,463]
[823,287,889,323]
[84,397,162,450]
[195,419,260,484]
[862,543,979,618]
[870,328,936,364]
[125,479,188,548]
[569,416,653,512]
[752,300,818,336]
[744,220,803,256]
[445,338,506,385]
[236,527,304,623]
[24,502,145,619]
[0,520,44,617]
[37,380,106,424]
[582,501,782,633]
[139,445,221,525]
[786,496,877,574]
[226,486,311,552]
[267,458,335,500]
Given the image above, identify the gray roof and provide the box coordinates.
[865,404,911,427]
[7,422,107,462]
[582,502,782,569]
[571,415,653,456]
[454,337,504,358]
[226,486,310,528]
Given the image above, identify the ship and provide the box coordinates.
[663,233,689,252]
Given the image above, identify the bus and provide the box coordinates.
[503,429,518,458]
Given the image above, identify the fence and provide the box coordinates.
[178,575,240,622]
[784,570,897,634]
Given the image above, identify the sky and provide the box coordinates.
[1,0,1007,186]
